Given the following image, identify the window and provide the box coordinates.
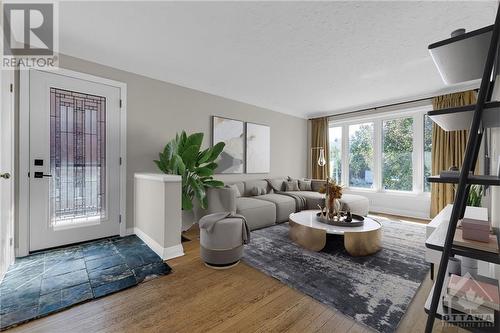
[328,104,432,194]
[329,126,342,184]
[349,123,374,188]
[424,115,433,192]
[382,117,413,191]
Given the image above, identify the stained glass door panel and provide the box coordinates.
[50,88,107,227]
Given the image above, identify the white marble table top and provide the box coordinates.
[289,210,381,235]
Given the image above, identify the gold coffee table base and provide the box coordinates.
[289,220,326,252]
[344,228,382,256]
[288,214,382,257]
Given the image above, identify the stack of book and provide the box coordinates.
[444,274,499,322]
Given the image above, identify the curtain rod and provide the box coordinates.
[309,89,479,120]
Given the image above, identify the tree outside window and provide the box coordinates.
[382,117,414,191]
[349,123,374,188]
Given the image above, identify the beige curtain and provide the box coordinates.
[310,117,330,180]
[430,90,477,217]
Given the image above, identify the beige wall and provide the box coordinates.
[57,54,307,228]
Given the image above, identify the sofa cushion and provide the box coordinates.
[298,179,312,191]
[286,191,325,210]
[206,187,237,214]
[236,197,276,230]
[266,177,287,192]
[340,194,370,216]
[243,180,270,197]
[225,182,244,197]
[253,194,296,223]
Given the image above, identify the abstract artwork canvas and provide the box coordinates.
[212,116,244,173]
[246,122,270,173]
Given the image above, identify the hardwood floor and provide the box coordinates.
[10,215,463,333]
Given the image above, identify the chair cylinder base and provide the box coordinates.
[200,245,243,269]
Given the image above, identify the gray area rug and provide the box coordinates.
[242,219,429,333]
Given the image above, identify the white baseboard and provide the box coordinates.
[133,227,184,260]
[125,227,135,236]
[370,206,430,220]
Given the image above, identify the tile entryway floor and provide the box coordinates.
[0,235,171,330]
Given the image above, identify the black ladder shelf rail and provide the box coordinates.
[424,5,500,333]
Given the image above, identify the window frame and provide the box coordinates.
[328,126,343,185]
[422,114,433,193]
[328,105,432,196]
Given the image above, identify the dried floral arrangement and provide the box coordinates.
[318,178,343,220]
[318,178,343,199]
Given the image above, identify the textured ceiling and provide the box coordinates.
[59,1,497,118]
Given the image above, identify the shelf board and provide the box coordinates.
[428,24,499,85]
[427,101,500,131]
[424,274,499,332]
[425,218,499,264]
[428,25,494,49]
[427,174,500,186]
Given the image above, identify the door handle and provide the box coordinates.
[34,172,52,178]
[0,172,11,179]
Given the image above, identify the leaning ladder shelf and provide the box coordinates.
[427,101,500,131]
[426,222,500,265]
[424,5,500,333]
[424,274,500,333]
[428,175,500,186]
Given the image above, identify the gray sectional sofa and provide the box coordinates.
[206,177,370,230]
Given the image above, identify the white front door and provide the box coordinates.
[29,70,121,251]
[0,69,15,278]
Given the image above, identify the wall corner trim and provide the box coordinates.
[133,227,184,260]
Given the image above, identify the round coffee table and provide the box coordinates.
[288,210,382,256]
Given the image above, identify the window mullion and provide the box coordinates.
[342,125,349,186]
[413,113,424,194]
[374,119,382,192]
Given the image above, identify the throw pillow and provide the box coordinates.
[250,186,267,196]
[266,178,286,192]
[311,179,326,192]
[225,184,241,197]
[285,180,299,191]
[298,179,312,191]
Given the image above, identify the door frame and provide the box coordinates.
[1,69,16,278]
[18,68,127,256]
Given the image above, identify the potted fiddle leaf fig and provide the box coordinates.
[154,131,225,230]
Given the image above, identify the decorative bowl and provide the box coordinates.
[316,212,365,227]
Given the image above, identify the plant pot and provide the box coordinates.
[181,209,195,232]
[181,200,201,232]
